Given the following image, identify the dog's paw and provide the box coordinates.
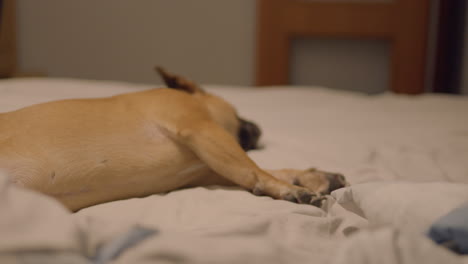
[295,169,348,195]
[253,184,322,206]
[281,187,324,207]
[323,172,348,194]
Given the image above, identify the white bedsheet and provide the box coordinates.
[1,78,468,263]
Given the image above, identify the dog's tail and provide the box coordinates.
[155,67,205,94]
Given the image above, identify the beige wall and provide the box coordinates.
[16,0,391,93]
[17,0,256,85]
[17,0,463,94]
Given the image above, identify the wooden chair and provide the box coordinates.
[256,0,430,94]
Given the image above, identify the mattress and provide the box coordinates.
[1,78,467,264]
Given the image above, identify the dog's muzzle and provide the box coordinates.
[238,118,262,151]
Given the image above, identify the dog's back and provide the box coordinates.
[0,88,214,210]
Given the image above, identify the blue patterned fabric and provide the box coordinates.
[91,225,157,264]
[427,202,468,254]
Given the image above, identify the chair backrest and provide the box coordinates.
[255,0,430,94]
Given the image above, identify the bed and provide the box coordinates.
[2,1,468,264]
[2,79,468,263]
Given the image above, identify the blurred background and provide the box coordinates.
[1,0,467,94]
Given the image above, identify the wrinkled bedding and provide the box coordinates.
[1,78,468,263]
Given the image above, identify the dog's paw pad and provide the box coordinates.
[282,189,318,204]
[323,173,348,194]
[296,189,313,204]
[252,187,265,196]
[310,196,326,208]
[283,193,299,203]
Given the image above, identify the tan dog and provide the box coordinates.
[0,68,347,211]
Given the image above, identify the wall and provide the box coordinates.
[17,0,256,85]
[16,0,391,92]
[17,0,460,94]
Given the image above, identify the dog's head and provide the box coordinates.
[155,67,261,151]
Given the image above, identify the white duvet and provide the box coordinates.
[1,78,467,264]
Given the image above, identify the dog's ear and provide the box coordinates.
[155,66,205,94]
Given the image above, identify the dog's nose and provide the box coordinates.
[238,118,262,151]
[326,173,348,193]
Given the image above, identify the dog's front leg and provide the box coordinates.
[174,121,317,204]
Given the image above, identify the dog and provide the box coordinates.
[0,68,347,211]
